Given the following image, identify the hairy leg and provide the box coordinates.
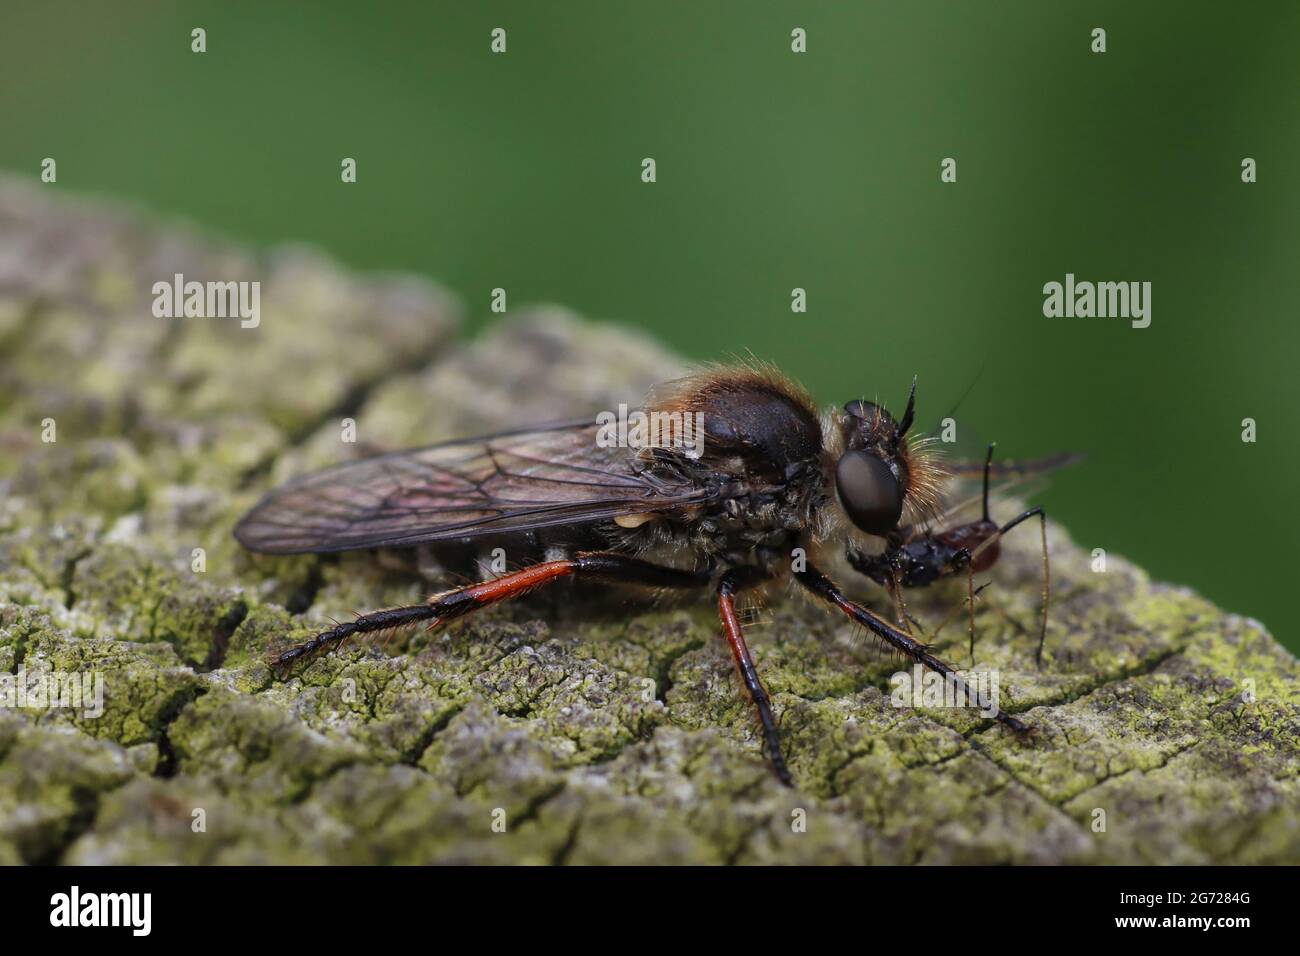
[794,563,1029,734]
[273,552,711,671]
[718,569,792,787]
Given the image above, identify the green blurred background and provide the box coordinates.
[2,1,1296,649]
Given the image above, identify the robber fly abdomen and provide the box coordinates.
[236,363,1038,787]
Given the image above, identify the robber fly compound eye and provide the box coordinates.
[835,449,904,535]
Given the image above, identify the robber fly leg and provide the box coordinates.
[274,604,439,671]
[794,563,1029,735]
[718,570,792,787]
[274,553,712,672]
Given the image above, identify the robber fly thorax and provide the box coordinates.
[597,369,941,580]
[236,362,1065,786]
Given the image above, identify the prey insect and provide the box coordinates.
[849,443,1074,668]
[235,363,1069,787]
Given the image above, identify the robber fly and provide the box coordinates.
[850,443,1080,668]
[235,363,1062,787]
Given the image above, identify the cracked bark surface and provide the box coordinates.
[1,178,1297,865]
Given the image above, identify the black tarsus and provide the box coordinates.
[274,603,437,671]
[718,568,791,787]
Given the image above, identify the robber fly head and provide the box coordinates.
[832,377,940,536]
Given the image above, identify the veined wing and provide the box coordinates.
[944,451,1085,483]
[234,420,717,554]
[926,451,1085,529]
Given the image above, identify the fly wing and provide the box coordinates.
[234,420,717,554]
[926,451,1085,528]
[944,451,1085,483]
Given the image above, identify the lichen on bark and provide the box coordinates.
[0,178,1296,865]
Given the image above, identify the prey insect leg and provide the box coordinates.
[794,563,1029,734]
[971,506,1050,668]
[718,570,792,787]
[966,563,977,665]
[930,581,991,645]
[273,553,712,671]
[886,571,914,635]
